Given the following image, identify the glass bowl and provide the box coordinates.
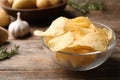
[42,22,117,71]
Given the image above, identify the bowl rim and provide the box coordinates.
[1,0,67,11]
[41,21,117,56]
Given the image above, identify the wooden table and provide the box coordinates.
[0,0,120,80]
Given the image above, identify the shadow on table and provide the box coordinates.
[65,57,120,80]
[29,10,77,27]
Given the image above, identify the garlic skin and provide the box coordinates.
[8,12,30,38]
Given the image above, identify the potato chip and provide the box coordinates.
[61,45,95,54]
[34,30,44,36]
[65,17,90,32]
[77,27,95,35]
[63,20,84,40]
[63,18,97,41]
[64,22,94,40]
[56,53,96,68]
[102,28,112,40]
[73,29,108,52]
[43,36,54,45]
[55,45,96,68]
[89,23,97,31]
[34,17,68,37]
[69,54,96,68]
[71,17,91,28]
[56,52,70,61]
[47,32,74,51]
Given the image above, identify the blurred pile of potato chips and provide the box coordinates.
[34,16,112,67]
[34,16,112,52]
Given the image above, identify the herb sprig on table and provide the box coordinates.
[0,45,19,60]
[68,0,104,14]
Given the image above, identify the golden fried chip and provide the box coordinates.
[64,22,95,40]
[47,32,74,51]
[69,54,96,68]
[102,28,112,40]
[56,52,70,61]
[56,45,97,68]
[73,29,109,52]
[43,36,54,45]
[56,52,96,68]
[34,17,68,37]
[62,45,95,54]
[89,23,97,31]
[72,17,91,28]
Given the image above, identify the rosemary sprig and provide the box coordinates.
[68,0,104,14]
[0,45,19,60]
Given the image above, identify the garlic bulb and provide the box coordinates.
[8,12,30,38]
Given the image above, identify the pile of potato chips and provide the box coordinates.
[34,16,112,52]
[34,16,112,68]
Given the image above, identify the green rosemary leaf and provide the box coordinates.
[0,45,19,60]
[68,0,104,14]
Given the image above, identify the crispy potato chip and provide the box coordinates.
[56,45,96,68]
[63,19,97,40]
[71,30,84,40]
[102,28,112,40]
[69,54,96,68]
[34,30,44,36]
[56,53,96,68]
[56,52,70,61]
[89,23,97,31]
[34,17,68,37]
[73,29,108,52]
[43,36,54,45]
[77,27,95,35]
[61,45,95,54]
[71,17,91,28]
[47,32,74,51]
[63,20,85,40]
[64,21,95,40]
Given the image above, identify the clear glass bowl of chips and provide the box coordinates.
[41,22,116,71]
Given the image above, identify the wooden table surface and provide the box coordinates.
[0,0,120,80]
